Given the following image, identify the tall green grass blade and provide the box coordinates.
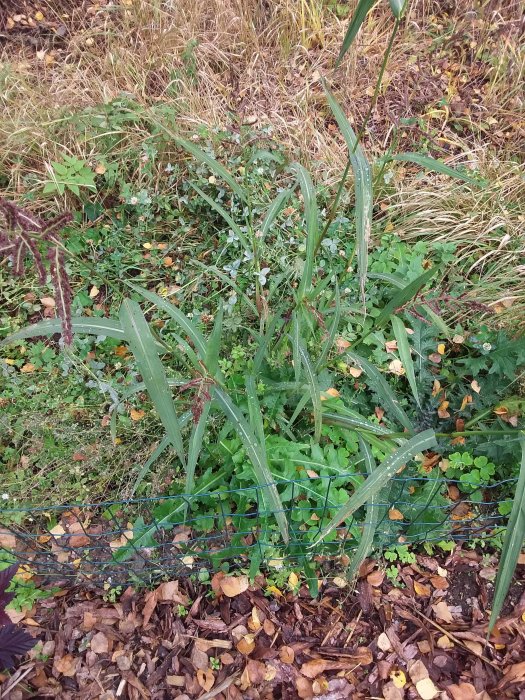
[205,302,223,376]
[131,435,171,497]
[489,438,525,633]
[312,429,437,545]
[374,267,437,330]
[316,282,341,371]
[291,163,318,299]
[418,304,452,337]
[110,378,189,443]
[324,83,372,303]
[1,317,127,345]
[212,386,289,543]
[291,311,302,383]
[297,340,322,442]
[288,393,311,432]
[114,471,225,561]
[119,299,186,466]
[388,153,483,187]
[322,410,392,436]
[253,309,286,374]
[337,0,379,66]
[391,315,420,408]
[345,350,413,431]
[154,126,247,202]
[184,402,211,514]
[127,283,207,358]
[347,437,379,580]
[388,0,408,18]
[260,188,293,239]
[192,261,258,316]
[245,376,267,452]
[189,182,250,251]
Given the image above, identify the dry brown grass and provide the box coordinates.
[1,1,523,172]
[1,0,524,326]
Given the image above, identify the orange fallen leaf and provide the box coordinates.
[130,408,145,421]
[197,668,215,691]
[220,574,249,598]
[414,581,431,597]
[388,508,404,521]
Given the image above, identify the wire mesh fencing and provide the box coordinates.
[0,473,515,587]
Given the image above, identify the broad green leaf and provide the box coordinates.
[184,401,211,512]
[324,83,372,302]
[489,438,525,632]
[119,299,186,466]
[375,267,437,330]
[260,188,293,239]
[292,163,318,299]
[212,385,289,543]
[344,350,413,431]
[388,153,483,187]
[298,340,322,442]
[312,429,437,545]
[391,315,420,408]
[347,437,379,580]
[1,317,129,345]
[337,0,379,65]
[126,283,207,358]
[189,182,250,251]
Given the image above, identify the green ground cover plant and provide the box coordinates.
[1,83,523,628]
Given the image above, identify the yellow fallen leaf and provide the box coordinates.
[288,572,299,589]
[437,343,446,355]
[432,380,441,397]
[333,576,347,588]
[143,242,152,250]
[20,363,36,373]
[390,669,406,688]
[266,585,283,598]
[34,11,44,20]
[130,408,145,421]
[89,285,99,298]
[4,358,16,365]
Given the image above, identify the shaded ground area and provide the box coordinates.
[2,549,524,699]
